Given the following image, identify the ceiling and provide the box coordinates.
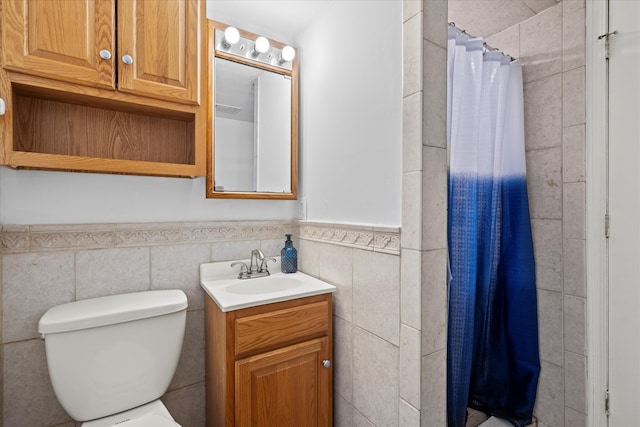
[448,0,562,38]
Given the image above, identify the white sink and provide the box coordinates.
[199,257,336,312]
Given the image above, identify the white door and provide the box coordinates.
[608,0,640,425]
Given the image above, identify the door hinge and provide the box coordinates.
[605,213,610,238]
[605,389,611,416]
[598,30,618,60]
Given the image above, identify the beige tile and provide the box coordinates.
[162,382,206,427]
[404,0,422,23]
[334,316,354,402]
[563,0,585,16]
[563,238,586,297]
[565,351,587,413]
[423,41,447,149]
[211,239,259,262]
[399,398,420,426]
[259,238,285,258]
[319,244,353,321]
[151,243,210,311]
[401,249,422,329]
[400,325,421,409]
[534,360,564,427]
[169,310,204,390]
[422,146,448,250]
[563,5,586,71]
[404,92,423,173]
[448,0,534,38]
[335,393,355,427]
[3,339,71,426]
[3,252,75,342]
[563,124,586,183]
[403,171,423,250]
[564,407,587,427]
[563,66,586,127]
[353,410,376,427]
[298,238,322,278]
[524,0,560,14]
[564,296,586,355]
[526,147,562,220]
[537,289,564,366]
[424,0,447,48]
[352,327,399,427]
[531,219,563,292]
[421,349,446,427]
[421,249,447,356]
[76,247,150,300]
[404,13,423,97]
[524,74,562,150]
[485,25,521,59]
[520,4,562,83]
[353,250,400,345]
[563,182,586,239]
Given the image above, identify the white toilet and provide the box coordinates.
[38,289,188,427]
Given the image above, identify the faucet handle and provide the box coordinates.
[231,261,250,277]
[259,257,277,273]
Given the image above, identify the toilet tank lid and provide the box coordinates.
[38,290,188,335]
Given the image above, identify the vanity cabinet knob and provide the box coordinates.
[0,98,5,116]
[122,54,133,65]
[99,49,112,60]
[322,359,331,369]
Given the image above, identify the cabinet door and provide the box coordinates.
[236,337,331,427]
[2,0,116,88]
[117,0,201,105]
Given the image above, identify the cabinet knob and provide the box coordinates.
[0,98,5,116]
[122,54,133,65]
[322,359,331,369]
[99,49,112,60]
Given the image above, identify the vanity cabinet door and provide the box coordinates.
[235,337,331,427]
[2,0,116,89]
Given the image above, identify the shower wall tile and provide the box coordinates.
[401,248,422,329]
[563,238,586,297]
[485,25,520,59]
[211,239,259,262]
[403,171,423,250]
[562,124,586,183]
[524,0,559,14]
[423,0,447,49]
[335,393,354,427]
[403,0,422,23]
[151,243,210,311]
[563,67,586,127]
[564,407,587,427]
[421,249,447,356]
[524,74,562,151]
[520,3,562,83]
[423,41,447,149]
[563,4,586,71]
[353,249,400,346]
[403,92,423,173]
[563,182,586,239]
[526,147,562,220]
[399,398,420,426]
[404,13,423,97]
[564,351,587,414]
[3,339,71,426]
[537,289,564,366]
[353,327,399,427]
[162,382,205,427]
[2,252,74,342]
[76,247,150,300]
[420,349,446,427]
[422,146,448,249]
[298,238,322,277]
[400,325,421,409]
[563,0,586,17]
[354,410,376,427]
[334,315,354,402]
[532,219,563,293]
[564,295,586,355]
[319,244,353,321]
[535,360,564,427]
[169,310,205,390]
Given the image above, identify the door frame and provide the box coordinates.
[586,1,608,426]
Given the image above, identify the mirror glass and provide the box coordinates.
[207,21,298,199]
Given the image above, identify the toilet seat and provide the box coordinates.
[108,413,180,427]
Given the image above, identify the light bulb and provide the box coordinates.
[222,27,240,48]
[254,37,270,55]
[281,46,296,62]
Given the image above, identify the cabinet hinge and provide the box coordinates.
[605,389,611,416]
[605,213,610,238]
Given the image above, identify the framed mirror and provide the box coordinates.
[206,20,298,199]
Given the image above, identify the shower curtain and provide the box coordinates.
[446,27,540,427]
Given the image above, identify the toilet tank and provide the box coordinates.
[38,290,188,422]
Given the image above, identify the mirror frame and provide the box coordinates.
[206,20,298,200]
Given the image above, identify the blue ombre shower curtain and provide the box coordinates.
[446,27,540,427]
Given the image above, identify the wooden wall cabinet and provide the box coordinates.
[0,0,205,177]
[205,293,333,427]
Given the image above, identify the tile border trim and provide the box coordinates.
[298,221,401,255]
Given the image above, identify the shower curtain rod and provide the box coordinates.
[448,22,515,62]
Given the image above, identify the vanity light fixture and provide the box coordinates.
[279,46,296,64]
[221,26,240,48]
[252,36,270,57]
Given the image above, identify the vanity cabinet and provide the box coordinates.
[205,293,333,427]
[0,0,205,177]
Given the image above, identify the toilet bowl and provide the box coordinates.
[38,290,188,426]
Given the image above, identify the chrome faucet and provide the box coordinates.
[231,249,276,279]
[250,249,265,273]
